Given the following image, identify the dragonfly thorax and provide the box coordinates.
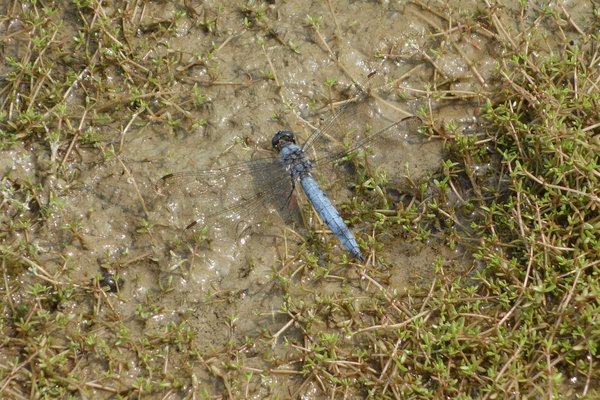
[278,142,313,181]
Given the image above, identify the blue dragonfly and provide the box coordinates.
[159,81,422,261]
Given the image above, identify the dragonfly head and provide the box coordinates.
[272,130,296,151]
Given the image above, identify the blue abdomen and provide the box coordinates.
[300,176,364,261]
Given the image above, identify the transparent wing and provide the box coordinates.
[300,85,423,170]
[157,156,294,229]
[298,86,424,189]
[314,115,423,166]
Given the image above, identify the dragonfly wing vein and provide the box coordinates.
[159,157,294,229]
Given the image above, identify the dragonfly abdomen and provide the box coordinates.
[300,176,364,261]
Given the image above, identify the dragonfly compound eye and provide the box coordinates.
[272,130,296,149]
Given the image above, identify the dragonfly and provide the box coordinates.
[159,81,423,262]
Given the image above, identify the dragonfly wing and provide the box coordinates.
[300,85,427,190]
[302,85,423,163]
[157,157,295,230]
